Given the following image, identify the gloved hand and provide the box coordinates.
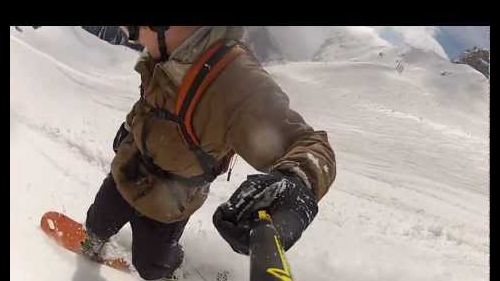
[213,171,318,255]
[113,122,130,153]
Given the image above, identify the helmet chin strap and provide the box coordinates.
[156,27,169,61]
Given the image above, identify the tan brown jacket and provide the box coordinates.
[111,27,336,223]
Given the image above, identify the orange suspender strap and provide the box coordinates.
[176,40,245,146]
[175,40,226,114]
[172,40,244,180]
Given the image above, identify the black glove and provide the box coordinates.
[113,122,130,153]
[213,171,318,255]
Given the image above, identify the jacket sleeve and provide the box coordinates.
[222,59,336,201]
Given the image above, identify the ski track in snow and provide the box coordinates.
[12,112,110,175]
[11,27,489,281]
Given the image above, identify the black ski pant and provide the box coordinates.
[85,173,189,280]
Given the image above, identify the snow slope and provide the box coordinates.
[11,26,489,281]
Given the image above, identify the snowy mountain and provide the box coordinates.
[453,47,490,79]
[254,26,489,65]
[436,26,490,59]
[242,26,285,62]
[312,26,392,62]
[11,26,489,281]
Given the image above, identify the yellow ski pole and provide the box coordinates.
[249,210,294,281]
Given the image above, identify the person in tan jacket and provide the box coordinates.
[82,26,336,281]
